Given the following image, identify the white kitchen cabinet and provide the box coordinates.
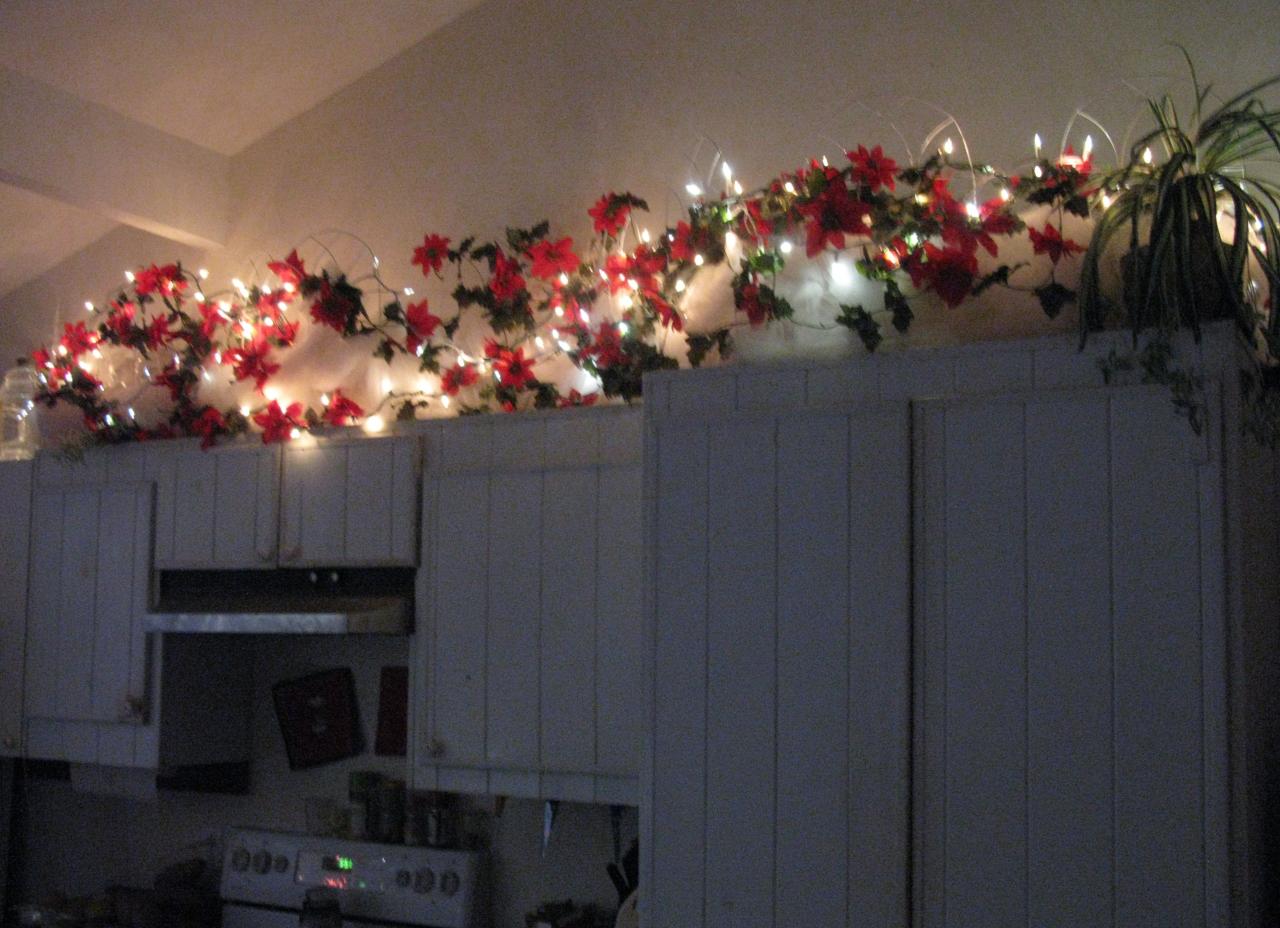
[413,406,643,803]
[280,436,420,567]
[149,443,281,569]
[642,327,1279,928]
[0,461,34,756]
[23,478,157,767]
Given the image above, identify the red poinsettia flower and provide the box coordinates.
[737,283,768,327]
[587,323,626,368]
[133,263,187,297]
[198,302,225,340]
[645,291,683,331]
[31,348,52,370]
[253,400,305,444]
[557,389,599,408]
[589,193,631,237]
[191,406,226,450]
[799,182,873,257]
[144,315,176,351]
[59,321,100,358]
[412,234,451,276]
[484,341,536,389]
[322,389,364,427]
[526,237,580,281]
[267,249,307,288]
[847,144,899,191]
[488,251,526,302]
[905,243,978,308]
[230,335,280,392]
[403,300,443,355]
[440,363,479,396]
[736,198,775,244]
[152,363,189,401]
[1028,223,1085,264]
[310,277,358,332]
[104,301,137,341]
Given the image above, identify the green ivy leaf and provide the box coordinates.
[1035,281,1076,319]
[835,303,883,352]
[884,281,913,334]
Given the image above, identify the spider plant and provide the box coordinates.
[1079,52,1280,351]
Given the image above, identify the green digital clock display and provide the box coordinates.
[322,854,355,872]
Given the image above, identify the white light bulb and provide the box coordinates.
[1101,193,1113,210]
[942,138,954,155]
[640,228,651,244]
[554,305,565,317]
[84,301,94,312]
[618,321,630,336]
[1142,147,1153,165]
[1033,165,1044,178]
[535,336,546,349]
[686,182,703,197]
[721,162,733,181]
[779,240,793,255]
[965,201,981,219]
[403,287,415,296]
[733,181,743,196]
[290,428,301,440]
[263,386,279,401]
[363,415,385,434]
[1000,188,1011,202]
[693,254,705,267]
[124,270,135,282]
[783,181,796,195]
[1083,135,1094,160]
[675,279,687,293]
[240,404,251,417]
[558,273,569,286]
[821,155,830,167]
[198,268,209,280]
[579,307,591,322]
[441,395,451,408]
[381,377,392,394]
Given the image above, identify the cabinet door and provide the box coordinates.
[24,483,154,763]
[914,385,1226,928]
[645,405,911,928]
[0,462,34,755]
[280,437,419,566]
[415,410,644,802]
[150,444,280,569]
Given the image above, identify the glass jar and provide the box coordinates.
[0,364,40,460]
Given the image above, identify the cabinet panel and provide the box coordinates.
[151,444,280,569]
[0,462,33,754]
[915,385,1221,928]
[283,438,419,567]
[595,464,642,778]
[24,483,155,765]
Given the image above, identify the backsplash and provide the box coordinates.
[8,636,636,926]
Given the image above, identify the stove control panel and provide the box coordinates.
[221,828,485,927]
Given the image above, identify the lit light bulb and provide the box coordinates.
[240,404,251,417]
[693,254,705,266]
[372,256,380,269]
[105,414,115,426]
[283,281,296,293]
[618,294,634,310]
[685,182,703,197]
[579,307,591,323]
[721,162,733,181]
[84,301,94,312]
[1034,133,1042,157]
[558,273,569,286]
[198,268,209,280]
[883,248,900,268]
[127,408,136,420]
[733,180,743,196]
[320,393,330,406]
[779,240,793,255]
[640,228,651,244]
[1101,193,1113,209]
[1083,135,1094,160]
[821,155,830,167]
[1142,147,1153,165]
[783,181,797,195]
[618,321,630,336]
[942,138,954,156]
[675,279,687,293]
[363,415,386,434]
[264,386,280,402]
[554,305,565,317]
[403,287,415,296]
[1000,188,1011,202]
[124,270,135,282]
[965,201,981,219]
[194,292,206,303]
[290,428,301,440]
[1033,165,1044,178]
[441,395,451,408]
[381,377,392,394]
[535,336,546,349]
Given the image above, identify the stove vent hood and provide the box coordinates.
[147,567,414,635]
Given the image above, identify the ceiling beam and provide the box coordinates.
[0,67,228,249]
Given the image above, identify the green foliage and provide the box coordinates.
[835,304,883,352]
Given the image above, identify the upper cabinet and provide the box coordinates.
[150,444,280,569]
[0,461,34,756]
[150,434,420,570]
[280,437,420,567]
[414,407,643,804]
[24,461,158,768]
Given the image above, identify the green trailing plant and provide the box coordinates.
[1080,51,1280,441]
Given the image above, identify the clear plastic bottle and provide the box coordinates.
[0,363,40,460]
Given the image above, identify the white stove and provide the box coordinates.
[220,827,487,927]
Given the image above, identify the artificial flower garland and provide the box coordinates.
[27,144,1111,448]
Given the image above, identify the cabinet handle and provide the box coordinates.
[120,695,146,723]
[427,739,446,760]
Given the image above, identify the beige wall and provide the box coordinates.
[3,0,1278,371]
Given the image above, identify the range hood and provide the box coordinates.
[147,567,414,634]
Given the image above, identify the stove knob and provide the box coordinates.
[413,867,435,894]
[440,870,461,897]
[396,868,412,888]
[230,848,251,872]
[273,854,290,873]
[252,850,272,875]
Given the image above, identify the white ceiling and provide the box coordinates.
[0,0,485,300]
